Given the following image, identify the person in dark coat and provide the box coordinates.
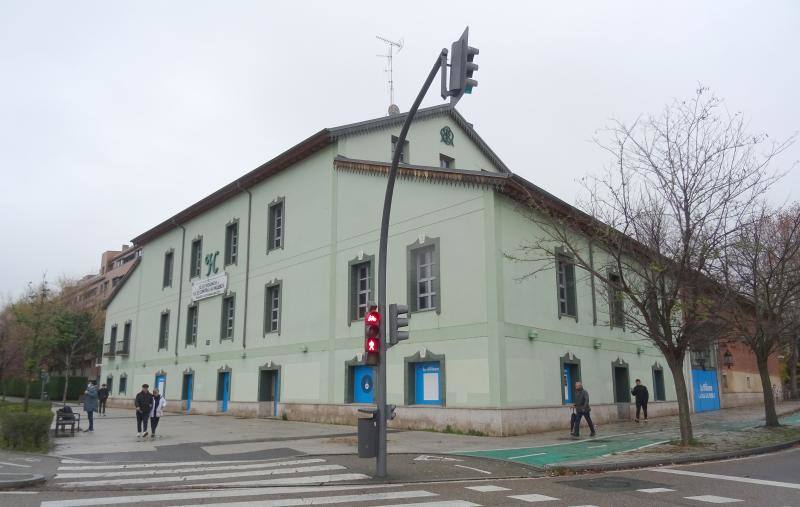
[631,379,650,422]
[97,384,109,416]
[134,384,154,438]
[83,381,98,432]
[571,381,596,437]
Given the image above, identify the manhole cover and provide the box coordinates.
[559,476,668,491]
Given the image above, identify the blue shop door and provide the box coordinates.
[155,374,166,397]
[218,372,231,412]
[414,361,441,405]
[692,369,720,412]
[182,373,193,414]
[563,365,577,404]
[353,365,375,404]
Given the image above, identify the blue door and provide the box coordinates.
[183,374,193,414]
[414,362,441,405]
[353,365,375,404]
[219,372,231,412]
[563,365,574,404]
[155,374,166,397]
[692,369,721,412]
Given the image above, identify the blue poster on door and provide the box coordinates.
[414,362,441,405]
[353,365,374,404]
[692,369,720,412]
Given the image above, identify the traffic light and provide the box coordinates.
[388,304,410,346]
[449,27,479,100]
[364,309,381,366]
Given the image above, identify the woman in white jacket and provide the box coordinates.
[149,388,166,439]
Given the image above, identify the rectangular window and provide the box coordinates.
[349,260,372,321]
[123,322,131,342]
[408,240,440,313]
[225,222,239,265]
[186,305,198,346]
[106,376,113,395]
[653,368,666,401]
[190,238,203,278]
[264,283,281,334]
[158,312,170,350]
[163,250,174,287]
[439,154,454,169]
[110,324,118,343]
[391,135,409,163]
[221,295,235,340]
[119,376,127,395]
[556,255,577,317]
[268,200,284,251]
[608,272,624,328]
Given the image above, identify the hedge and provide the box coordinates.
[0,401,54,451]
[2,376,88,401]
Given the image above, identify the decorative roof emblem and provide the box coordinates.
[440,126,454,146]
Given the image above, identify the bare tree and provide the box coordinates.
[718,205,800,425]
[508,88,792,445]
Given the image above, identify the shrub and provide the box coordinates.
[0,401,54,451]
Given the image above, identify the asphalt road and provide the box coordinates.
[2,447,798,506]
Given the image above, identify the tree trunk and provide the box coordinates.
[62,357,71,404]
[790,337,798,400]
[757,355,780,427]
[666,356,694,445]
[23,377,31,412]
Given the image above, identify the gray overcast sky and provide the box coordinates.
[1,1,798,298]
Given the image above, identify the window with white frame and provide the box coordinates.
[408,239,440,313]
[268,200,284,251]
[221,295,235,340]
[225,221,239,265]
[186,304,198,346]
[350,259,372,321]
[190,238,203,278]
[556,254,577,317]
[158,311,170,350]
[264,282,281,334]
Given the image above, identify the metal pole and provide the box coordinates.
[376,49,447,478]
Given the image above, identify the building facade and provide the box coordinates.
[101,106,683,435]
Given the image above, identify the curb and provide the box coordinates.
[546,437,800,472]
[0,473,46,490]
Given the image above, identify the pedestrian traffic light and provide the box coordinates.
[449,27,479,100]
[388,304,410,346]
[364,309,381,366]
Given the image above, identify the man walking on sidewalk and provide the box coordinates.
[83,381,98,433]
[572,381,596,437]
[134,384,154,438]
[632,379,649,422]
[97,384,109,416]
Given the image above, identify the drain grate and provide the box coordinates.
[559,476,669,492]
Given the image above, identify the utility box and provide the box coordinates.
[357,414,378,458]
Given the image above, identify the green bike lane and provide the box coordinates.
[452,410,800,468]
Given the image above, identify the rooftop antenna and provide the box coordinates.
[376,35,403,115]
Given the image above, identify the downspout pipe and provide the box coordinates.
[237,181,253,352]
[172,219,186,361]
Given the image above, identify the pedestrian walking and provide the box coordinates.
[83,381,98,432]
[631,378,649,422]
[97,383,109,416]
[149,388,166,439]
[571,381,596,437]
[134,384,154,438]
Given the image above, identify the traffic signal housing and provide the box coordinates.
[388,304,410,346]
[364,309,381,366]
[449,27,479,101]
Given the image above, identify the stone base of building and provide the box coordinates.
[107,397,679,436]
[721,391,768,409]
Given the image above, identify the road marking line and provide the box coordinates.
[637,488,675,493]
[454,429,663,453]
[587,445,606,449]
[0,461,32,467]
[40,484,393,507]
[465,484,510,492]
[380,502,480,507]
[453,464,492,475]
[0,491,38,494]
[55,460,328,479]
[508,452,547,459]
[56,457,319,471]
[168,473,371,489]
[56,464,346,488]
[170,489,437,507]
[654,468,800,490]
[617,440,670,454]
[509,493,560,502]
[684,495,743,503]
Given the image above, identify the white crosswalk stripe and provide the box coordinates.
[172,490,438,507]
[55,458,328,479]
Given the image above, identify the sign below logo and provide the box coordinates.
[191,272,228,302]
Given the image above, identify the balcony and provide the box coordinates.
[116,340,130,356]
[102,342,116,357]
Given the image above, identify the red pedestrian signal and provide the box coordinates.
[365,310,381,366]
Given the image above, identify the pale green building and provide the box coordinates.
[101,105,679,435]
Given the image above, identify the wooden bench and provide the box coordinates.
[54,410,81,437]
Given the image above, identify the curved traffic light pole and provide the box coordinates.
[375,48,448,478]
